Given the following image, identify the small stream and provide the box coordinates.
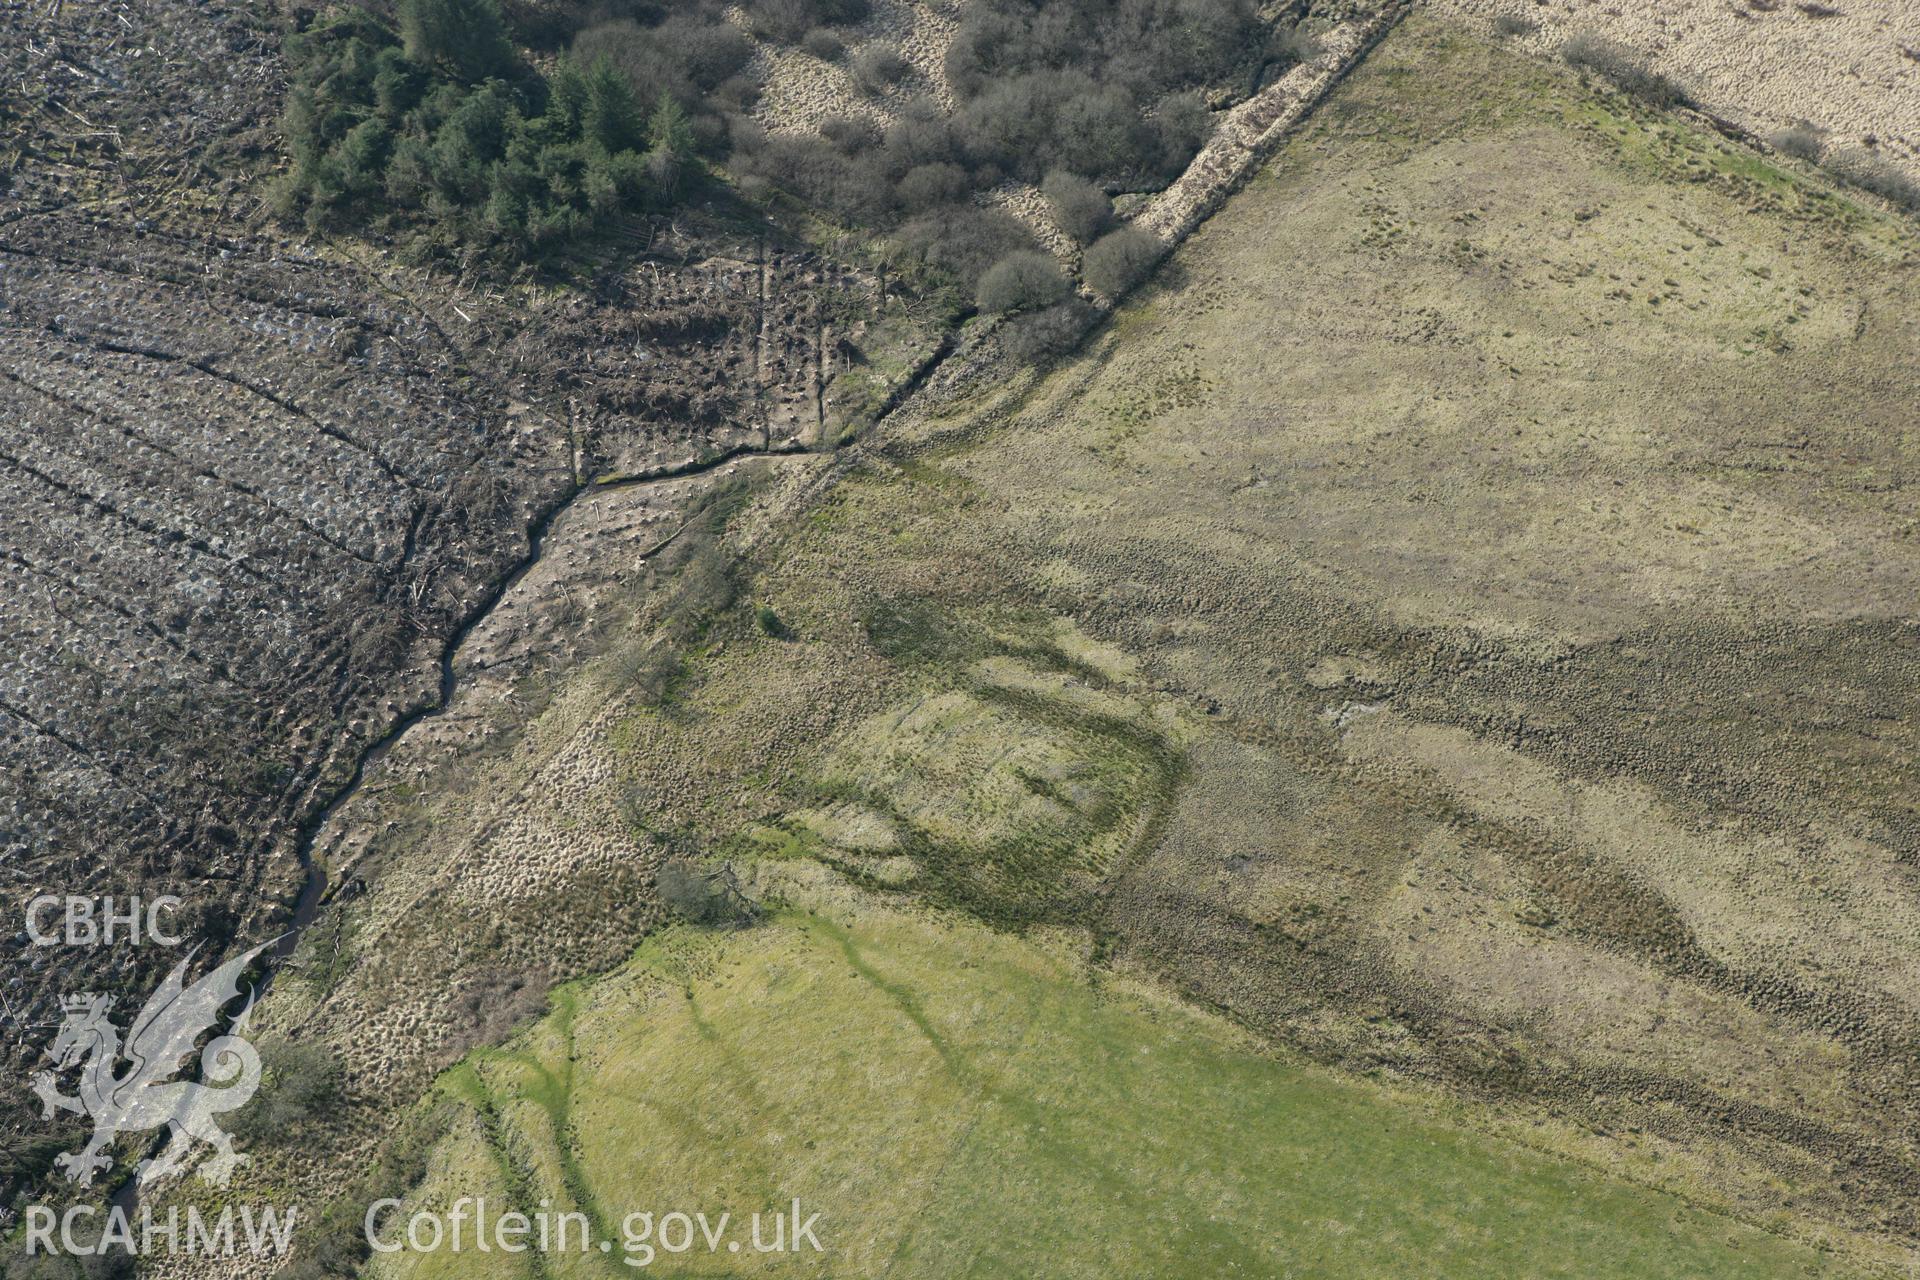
[272,441,822,969]
[265,472,583,968]
[108,445,817,1216]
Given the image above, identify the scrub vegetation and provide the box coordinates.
[273,0,1317,302]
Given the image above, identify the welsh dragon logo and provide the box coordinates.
[31,939,274,1188]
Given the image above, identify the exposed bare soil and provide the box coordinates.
[0,0,921,1200]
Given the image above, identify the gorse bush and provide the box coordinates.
[1081,224,1161,297]
[1828,147,1920,213]
[892,203,1040,290]
[952,70,1207,187]
[277,0,710,262]
[744,0,870,43]
[1041,170,1112,243]
[940,0,1253,186]
[944,0,1258,103]
[728,124,892,222]
[895,160,970,212]
[976,249,1070,313]
[1559,33,1688,108]
[820,113,881,153]
[1001,296,1096,362]
[722,0,1255,301]
[853,43,911,94]
[802,26,845,60]
[755,604,789,637]
[1768,119,1827,162]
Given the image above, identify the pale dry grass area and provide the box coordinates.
[144,464,802,1194]
[743,0,961,133]
[1437,0,1920,177]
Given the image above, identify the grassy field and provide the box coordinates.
[220,11,1920,1276]
[372,880,1838,1278]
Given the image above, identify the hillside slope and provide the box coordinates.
[190,13,1920,1277]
